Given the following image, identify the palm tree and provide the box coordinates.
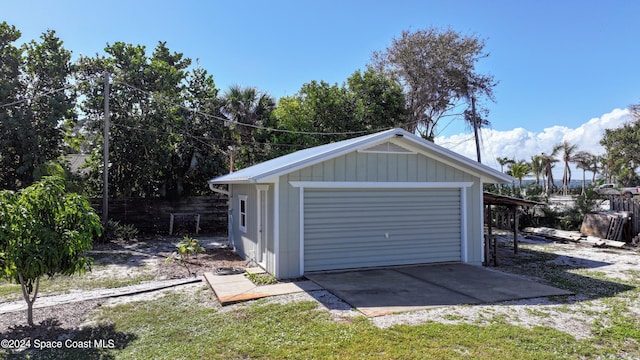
[507,160,531,193]
[496,157,515,173]
[530,155,544,187]
[572,151,593,195]
[221,85,275,167]
[221,85,274,128]
[588,155,600,183]
[540,152,559,195]
[496,157,515,194]
[553,141,578,196]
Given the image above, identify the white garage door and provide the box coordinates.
[304,188,462,272]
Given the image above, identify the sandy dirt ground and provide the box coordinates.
[0,235,244,339]
[1,231,639,343]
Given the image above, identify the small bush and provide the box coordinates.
[166,236,205,277]
[245,272,277,285]
[103,220,139,242]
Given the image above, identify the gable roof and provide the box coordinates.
[208,128,514,185]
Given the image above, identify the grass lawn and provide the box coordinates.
[10,286,636,359]
[2,240,639,359]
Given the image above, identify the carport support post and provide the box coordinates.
[484,204,493,266]
[511,205,519,254]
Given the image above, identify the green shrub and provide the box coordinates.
[166,236,205,277]
[245,272,277,285]
[104,220,139,242]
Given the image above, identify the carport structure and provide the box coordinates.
[483,191,543,266]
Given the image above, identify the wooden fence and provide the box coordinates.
[91,196,228,235]
[610,197,640,237]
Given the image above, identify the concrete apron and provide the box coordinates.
[205,268,323,305]
[306,263,573,317]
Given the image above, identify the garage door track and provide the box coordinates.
[306,263,572,316]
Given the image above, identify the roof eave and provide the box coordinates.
[398,131,515,184]
[481,174,516,184]
[207,177,255,185]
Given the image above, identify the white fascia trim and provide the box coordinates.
[252,132,395,183]
[289,181,474,189]
[402,137,514,184]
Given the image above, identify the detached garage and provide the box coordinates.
[208,128,513,279]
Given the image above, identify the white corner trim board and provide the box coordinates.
[298,186,305,276]
[460,186,468,262]
[288,181,473,189]
[273,178,280,279]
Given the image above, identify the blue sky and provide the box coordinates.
[5,0,640,172]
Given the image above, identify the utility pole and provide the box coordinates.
[471,96,482,163]
[103,71,110,225]
[228,145,234,173]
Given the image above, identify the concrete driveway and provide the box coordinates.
[306,263,572,316]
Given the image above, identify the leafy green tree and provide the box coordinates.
[0,22,24,189]
[269,69,406,160]
[600,111,640,186]
[346,68,406,130]
[0,176,101,326]
[370,27,496,141]
[0,23,75,189]
[177,65,228,193]
[270,80,356,155]
[77,41,227,198]
[22,29,76,171]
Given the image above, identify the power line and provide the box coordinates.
[0,74,104,109]
[109,123,310,150]
[0,85,74,109]
[437,135,475,148]
[115,80,393,137]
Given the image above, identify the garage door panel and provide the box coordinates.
[305,225,461,241]
[306,242,460,256]
[305,215,459,229]
[304,188,462,272]
[305,248,461,270]
[305,207,460,219]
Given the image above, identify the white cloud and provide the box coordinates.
[434,108,632,177]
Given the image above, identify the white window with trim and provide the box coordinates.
[239,195,248,233]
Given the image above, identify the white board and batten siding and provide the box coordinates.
[303,187,462,272]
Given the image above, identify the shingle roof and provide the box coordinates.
[208,128,514,184]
